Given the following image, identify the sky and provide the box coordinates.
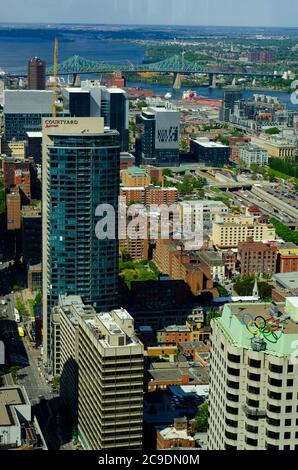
[0,0,297,28]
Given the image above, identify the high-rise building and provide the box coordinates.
[209,299,298,450]
[101,88,129,152]
[52,295,144,450]
[4,90,52,141]
[62,84,129,152]
[28,57,46,90]
[220,90,243,122]
[136,107,180,167]
[62,88,91,117]
[42,118,120,367]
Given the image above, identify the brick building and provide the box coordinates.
[238,240,278,276]
[157,418,196,450]
[6,189,21,231]
[153,239,213,296]
[278,246,298,273]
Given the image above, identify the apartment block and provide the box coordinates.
[239,144,269,168]
[212,215,276,249]
[52,296,144,450]
[209,299,298,450]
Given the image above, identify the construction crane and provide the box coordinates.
[52,37,58,118]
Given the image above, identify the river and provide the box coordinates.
[0,33,294,110]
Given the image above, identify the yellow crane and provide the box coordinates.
[52,38,58,118]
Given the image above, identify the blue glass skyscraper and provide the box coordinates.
[42,117,120,368]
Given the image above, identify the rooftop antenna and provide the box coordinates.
[52,38,58,118]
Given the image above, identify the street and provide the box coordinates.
[0,290,74,449]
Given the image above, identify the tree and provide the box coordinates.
[195,402,209,432]
[206,307,221,326]
[265,127,280,135]
[9,365,21,383]
[34,292,42,307]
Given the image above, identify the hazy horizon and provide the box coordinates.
[0,0,297,28]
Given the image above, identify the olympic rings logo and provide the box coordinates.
[242,313,284,344]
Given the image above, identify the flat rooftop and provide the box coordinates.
[273,272,298,290]
[216,301,298,357]
[192,139,229,149]
[0,387,28,427]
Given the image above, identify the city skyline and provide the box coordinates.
[0,0,298,28]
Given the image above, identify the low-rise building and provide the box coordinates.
[0,386,46,449]
[278,246,298,273]
[251,135,296,160]
[121,166,151,187]
[157,418,196,450]
[190,138,230,167]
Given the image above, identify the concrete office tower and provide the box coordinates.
[4,90,52,141]
[52,296,144,450]
[28,57,46,90]
[100,87,129,152]
[64,82,130,152]
[208,299,298,450]
[136,107,180,167]
[42,118,120,367]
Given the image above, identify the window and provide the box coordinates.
[246,424,258,434]
[269,364,283,374]
[268,377,282,387]
[286,406,292,413]
[226,405,239,416]
[268,404,281,413]
[228,367,240,377]
[248,372,261,382]
[284,432,291,440]
[285,419,291,426]
[266,430,280,439]
[288,364,294,373]
[246,438,258,447]
[228,353,241,364]
[225,418,238,428]
[248,358,261,368]
[286,392,293,400]
[227,380,240,390]
[287,379,294,387]
[227,393,239,403]
[225,431,237,441]
[268,390,282,400]
[247,398,259,408]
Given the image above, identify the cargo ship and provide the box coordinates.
[182,90,222,108]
